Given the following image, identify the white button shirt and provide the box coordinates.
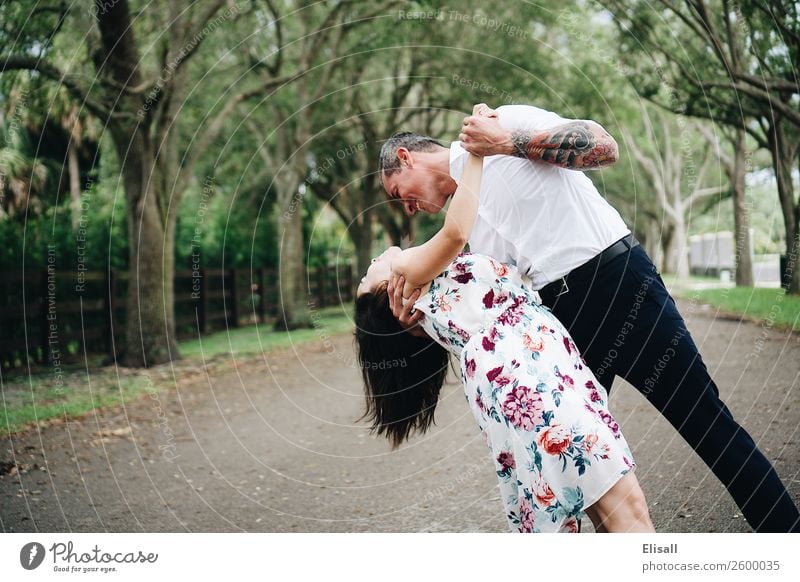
[449,104,631,290]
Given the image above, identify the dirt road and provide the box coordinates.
[2,299,798,533]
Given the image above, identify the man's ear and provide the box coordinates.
[396,147,411,167]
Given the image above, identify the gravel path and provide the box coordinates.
[2,299,798,533]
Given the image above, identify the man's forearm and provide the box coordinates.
[507,121,618,170]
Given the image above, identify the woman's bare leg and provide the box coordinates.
[584,471,655,533]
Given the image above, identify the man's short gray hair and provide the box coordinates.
[379,132,444,176]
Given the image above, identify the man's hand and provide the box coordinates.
[387,272,426,338]
[459,103,513,157]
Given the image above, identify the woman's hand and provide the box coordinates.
[387,273,427,337]
[459,103,512,157]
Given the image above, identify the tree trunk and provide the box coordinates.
[769,121,800,294]
[274,170,311,331]
[730,129,753,287]
[660,223,675,274]
[68,139,82,230]
[116,135,179,367]
[350,211,374,289]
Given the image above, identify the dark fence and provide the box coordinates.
[0,264,353,369]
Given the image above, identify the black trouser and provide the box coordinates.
[540,243,800,532]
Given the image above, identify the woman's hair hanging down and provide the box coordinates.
[354,281,450,449]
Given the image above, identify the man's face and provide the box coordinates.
[381,149,449,216]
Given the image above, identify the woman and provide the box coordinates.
[354,146,654,533]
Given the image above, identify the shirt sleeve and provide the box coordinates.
[496,104,571,133]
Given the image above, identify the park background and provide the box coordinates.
[0,0,798,533]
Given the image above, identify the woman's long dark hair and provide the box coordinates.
[354,281,450,449]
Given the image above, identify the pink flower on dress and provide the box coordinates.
[464,357,476,379]
[474,393,486,414]
[436,295,452,312]
[585,380,602,402]
[448,320,470,342]
[583,433,599,454]
[532,475,557,507]
[494,290,510,304]
[487,366,504,383]
[497,296,525,326]
[518,498,535,533]
[501,385,544,431]
[538,424,573,456]
[497,450,516,471]
[563,336,572,354]
[482,336,496,352]
[491,260,509,278]
[598,410,620,437]
[494,373,515,387]
[522,332,545,352]
[482,289,495,309]
[451,260,474,284]
[564,518,579,533]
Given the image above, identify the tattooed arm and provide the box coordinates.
[459,108,619,170]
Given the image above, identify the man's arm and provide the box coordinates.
[459,108,619,170]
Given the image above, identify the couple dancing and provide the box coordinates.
[354,103,799,533]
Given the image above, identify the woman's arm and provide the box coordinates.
[390,153,483,294]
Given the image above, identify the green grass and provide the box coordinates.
[676,286,800,332]
[659,273,721,289]
[179,306,353,358]
[1,376,154,436]
[1,306,353,435]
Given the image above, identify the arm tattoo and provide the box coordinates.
[510,122,616,169]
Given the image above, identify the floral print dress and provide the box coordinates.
[413,252,635,533]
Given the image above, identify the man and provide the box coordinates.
[379,103,799,532]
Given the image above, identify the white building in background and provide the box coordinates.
[689,230,780,286]
[689,232,737,277]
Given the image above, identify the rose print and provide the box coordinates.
[518,497,535,533]
[487,365,504,383]
[522,332,545,352]
[585,380,602,402]
[598,410,620,437]
[583,433,599,454]
[501,385,545,431]
[474,392,486,414]
[482,289,494,309]
[555,366,575,388]
[464,357,476,379]
[532,475,557,507]
[451,260,474,284]
[448,320,470,342]
[494,372,515,386]
[491,260,509,277]
[497,450,516,478]
[538,424,573,456]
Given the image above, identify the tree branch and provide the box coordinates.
[0,55,110,120]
